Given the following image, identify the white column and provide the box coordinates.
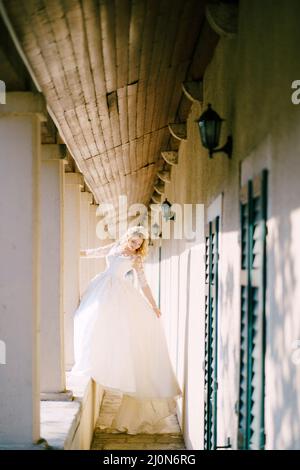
[88,203,98,279]
[63,172,83,370]
[0,92,46,445]
[94,207,108,275]
[40,144,71,398]
[88,203,108,279]
[80,191,93,297]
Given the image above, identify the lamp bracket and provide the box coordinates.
[209,135,233,159]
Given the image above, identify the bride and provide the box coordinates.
[71,225,182,434]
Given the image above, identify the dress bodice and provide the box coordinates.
[105,248,135,280]
[83,240,148,288]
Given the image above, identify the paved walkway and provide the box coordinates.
[91,390,185,450]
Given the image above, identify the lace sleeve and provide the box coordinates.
[82,240,116,258]
[132,254,148,288]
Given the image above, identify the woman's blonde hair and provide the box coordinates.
[132,234,149,258]
[120,226,149,259]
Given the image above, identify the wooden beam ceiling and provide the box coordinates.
[3,0,218,217]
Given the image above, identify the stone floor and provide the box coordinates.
[91,390,186,450]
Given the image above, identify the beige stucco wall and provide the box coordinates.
[158,0,300,450]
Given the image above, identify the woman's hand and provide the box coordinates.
[153,306,162,318]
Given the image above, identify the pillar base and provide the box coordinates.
[40,390,73,402]
[0,438,50,450]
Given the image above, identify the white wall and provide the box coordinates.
[158,0,300,450]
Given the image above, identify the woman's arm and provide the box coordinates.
[80,240,116,258]
[132,255,161,318]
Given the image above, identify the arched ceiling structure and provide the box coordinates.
[2,0,219,219]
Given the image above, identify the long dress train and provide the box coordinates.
[71,240,182,434]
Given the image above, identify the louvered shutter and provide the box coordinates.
[238,170,268,450]
[204,217,219,450]
[158,245,162,308]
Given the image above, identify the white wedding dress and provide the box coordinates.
[71,239,182,434]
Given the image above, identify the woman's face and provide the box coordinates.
[127,235,143,251]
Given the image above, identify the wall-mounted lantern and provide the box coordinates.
[197,103,232,158]
[161,197,175,221]
[152,222,161,238]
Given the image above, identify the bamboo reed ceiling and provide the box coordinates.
[4,0,216,210]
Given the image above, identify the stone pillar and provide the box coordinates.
[88,203,98,279]
[88,203,108,279]
[63,172,83,370]
[40,144,71,399]
[0,92,46,445]
[94,206,108,275]
[80,191,93,297]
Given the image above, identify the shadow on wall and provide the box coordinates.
[181,249,191,441]
[219,260,240,445]
[267,209,300,450]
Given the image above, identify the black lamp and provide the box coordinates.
[152,222,161,238]
[197,103,232,159]
[161,198,175,221]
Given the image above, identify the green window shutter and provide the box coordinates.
[238,170,268,450]
[158,246,162,309]
[204,216,219,450]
